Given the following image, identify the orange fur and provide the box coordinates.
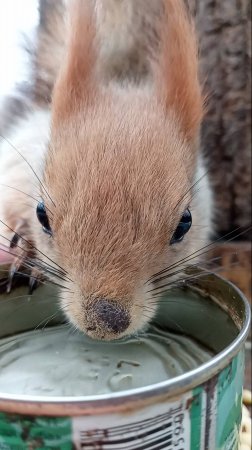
[52,0,97,122]
[155,0,203,139]
[36,0,206,340]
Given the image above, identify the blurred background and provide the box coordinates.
[189,0,251,308]
[0,1,38,101]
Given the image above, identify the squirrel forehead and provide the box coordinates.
[46,111,190,205]
[48,94,193,174]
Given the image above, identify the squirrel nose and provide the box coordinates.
[91,298,130,334]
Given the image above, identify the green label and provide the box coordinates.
[0,414,72,449]
[189,351,244,450]
[215,351,244,450]
[190,386,203,449]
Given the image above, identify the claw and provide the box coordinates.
[6,264,19,293]
[10,232,20,249]
[0,278,9,294]
[28,268,41,295]
[4,221,42,294]
[28,276,39,295]
[6,248,26,293]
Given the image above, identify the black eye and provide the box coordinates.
[170,208,192,245]
[36,201,52,236]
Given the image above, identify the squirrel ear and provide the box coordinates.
[154,0,203,140]
[52,0,97,123]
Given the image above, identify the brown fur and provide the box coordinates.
[34,0,204,340]
[156,1,203,139]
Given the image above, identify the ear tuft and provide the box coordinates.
[154,0,204,140]
[52,0,97,123]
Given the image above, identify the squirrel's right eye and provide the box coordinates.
[170,208,192,245]
[36,201,52,236]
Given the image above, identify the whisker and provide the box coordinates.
[148,272,208,294]
[149,266,237,298]
[30,261,70,283]
[148,225,251,283]
[0,257,64,282]
[151,256,224,285]
[0,242,70,285]
[0,260,71,292]
[0,134,56,207]
[174,170,209,210]
[0,220,72,281]
[0,183,41,205]
[0,294,35,303]
[34,311,63,331]
[151,266,192,286]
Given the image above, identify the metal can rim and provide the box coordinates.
[0,270,250,415]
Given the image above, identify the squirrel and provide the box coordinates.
[0,0,212,340]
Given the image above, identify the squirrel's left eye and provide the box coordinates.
[170,209,192,245]
[36,201,52,236]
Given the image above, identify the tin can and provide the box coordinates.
[0,268,250,450]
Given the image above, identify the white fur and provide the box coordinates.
[0,109,50,246]
[193,156,213,229]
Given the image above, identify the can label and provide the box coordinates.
[0,350,244,450]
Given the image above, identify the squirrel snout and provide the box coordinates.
[88,298,130,335]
